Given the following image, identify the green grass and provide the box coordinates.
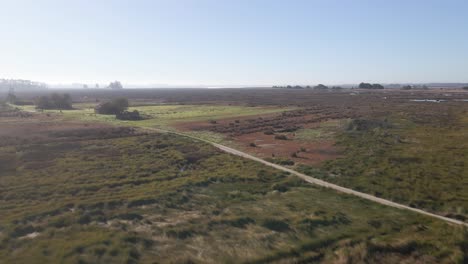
[0,110,467,263]
[19,103,292,126]
[17,103,293,144]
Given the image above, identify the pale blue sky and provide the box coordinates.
[1,0,468,86]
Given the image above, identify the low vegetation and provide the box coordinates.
[35,93,72,110]
[1,106,467,263]
[94,98,129,115]
[307,104,468,221]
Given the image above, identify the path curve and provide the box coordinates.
[148,127,468,227]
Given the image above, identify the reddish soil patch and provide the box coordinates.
[173,111,343,166]
[235,131,341,166]
[175,107,359,137]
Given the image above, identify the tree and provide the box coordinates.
[314,84,328,89]
[95,97,129,115]
[35,93,72,110]
[358,82,373,89]
[372,83,384,89]
[359,83,384,89]
[463,86,468,90]
[402,85,412,90]
[6,88,17,104]
[108,81,123,89]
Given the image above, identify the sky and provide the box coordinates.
[1,0,468,87]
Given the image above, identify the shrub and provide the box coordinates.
[274,134,288,140]
[95,98,129,115]
[314,84,328,89]
[262,219,290,232]
[115,213,143,221]
[35,93,72,110]
[116,110,142,120]
[249,142,257,147]
[166,229,194,239]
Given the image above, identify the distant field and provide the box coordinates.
[16,103,293,143]
[0,103,467,263]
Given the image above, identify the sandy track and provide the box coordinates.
[149,127,468,227]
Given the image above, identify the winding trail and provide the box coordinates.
[153,127,468,227]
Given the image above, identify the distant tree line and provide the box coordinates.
[272,84,343,90]
[0,79,47,91]
[35,93,73,110]
[358,83,384,89]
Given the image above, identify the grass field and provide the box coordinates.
[16,103,292,143]
[1,103,468,263]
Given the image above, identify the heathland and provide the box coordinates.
[1,88,468,263]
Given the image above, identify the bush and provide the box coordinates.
[262,219,290,232]
[274,134,288,140]
[314,84,328,90]
[116,110,142,120]
[115,213,143,221]
[35,93,72,110]
[95,98,129,115]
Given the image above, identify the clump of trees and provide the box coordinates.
[402,85,412,90]
[6,90,18,104]
[314,84,328,90]
[463,86,468,90]
[95,97,142,120]
[108,81,123,89]
[358,83,384,89]
[95,98,129,115]
[35,93,73,110]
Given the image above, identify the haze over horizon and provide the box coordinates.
[2,0,468,86]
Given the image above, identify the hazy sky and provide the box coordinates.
[1,0,468,86]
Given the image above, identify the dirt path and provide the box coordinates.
[147,127,468,227]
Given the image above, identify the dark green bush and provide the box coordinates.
[262,219,290,232]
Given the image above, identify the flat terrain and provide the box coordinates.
[2,88,468,263]
[11,89,468,221]
[1,102,468,263]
